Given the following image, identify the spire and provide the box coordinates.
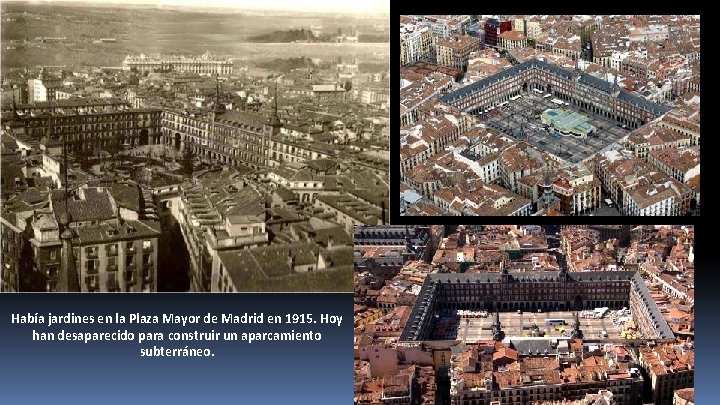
[213,73,224,115]
[55,124,80,292]
[61,118,68,189]
[542,165,551,196]
[540,163,559,211]
[268,80,282,135]
[273,81,278,114]
[56,212,80,292]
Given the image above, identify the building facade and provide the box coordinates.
[7,106,162,154]
[400,25,437,66]
[484,19,512,48]
[161,109,332,170]
[1,187,160,292]
[72,220,160,292]
[497,30,528,51]
[122,52,233,75]
[439,59,671,131]
[401,271,674,343]
[638,344,694,405]
[27,78,61,102]
[437,35,482,71]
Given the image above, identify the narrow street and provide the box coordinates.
[156,208,191,292]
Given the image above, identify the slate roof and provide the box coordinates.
[509,338,559,356]
[273,185,298,201]
[6,97,129,111]
[305,158,338,173]
[224,187,266,219]
[219,241,320,286]
[216,109,267,128]
[399,270,673,341]
[110,183,141,212]
[72,220,160,246]
[439,58,672,116]
[51,188,116,223]
[21,187,49,205]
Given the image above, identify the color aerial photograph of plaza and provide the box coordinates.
[354,225,695,404]
[399,15,700,216]
[0,0,389,292]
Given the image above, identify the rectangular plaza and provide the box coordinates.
[449,310,629,343]
[483,92,631,163]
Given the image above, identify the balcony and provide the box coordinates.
[200,264,212,292]
[106,278,120,292]
[86,277,99,292]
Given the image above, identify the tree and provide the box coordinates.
[76,147,93,172]
[104,137,122,171]
[344,80,352,92]
[181,147,195,178]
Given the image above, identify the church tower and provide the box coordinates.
[269,82,282,136]
[55,130,79,292]
[539,164,560,214]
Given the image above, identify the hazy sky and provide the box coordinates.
[15,0,389,15]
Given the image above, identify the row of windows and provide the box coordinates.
[83,241,152,255]
[25,113,159,127]
[439,281,629,289]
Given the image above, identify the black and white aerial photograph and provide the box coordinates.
[0,0,390,292]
